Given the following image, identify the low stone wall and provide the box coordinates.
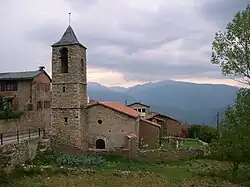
[162,136,208,146]
[86,149,130,158]
[0,109,50,134]
[0,137,50,172]
[138,148,204,162]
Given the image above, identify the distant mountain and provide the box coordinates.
[87,80,239,125]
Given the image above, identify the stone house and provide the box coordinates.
[0,66,51,112]
[145,113,182,137]
[0,67,52,133]
[127,102,151,117]
[128,102,187,137]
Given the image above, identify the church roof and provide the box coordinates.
[86,101,140,118]
[51,25,86,48]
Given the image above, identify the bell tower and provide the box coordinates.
[51,25,87,148]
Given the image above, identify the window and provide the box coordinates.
[64,117,68,123]
[44,101,50,108]
[60,47,68,73]
[142,108,146,113]
[37,101,42,110]
[0,81,17,91]
[63,86,66,92]
[45,84,50,92]
[98,120,102,124]
[134,109,137,111]
[138,108,141,112]
[81,59,84,72]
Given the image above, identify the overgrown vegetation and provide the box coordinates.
[187,124,217,143]
[0,95,23,120]
[5,151,250,187]
[210,3,250,180]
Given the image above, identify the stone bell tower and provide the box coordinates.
[51,25,87,149]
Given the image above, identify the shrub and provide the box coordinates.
[56,155,106,168]
[31,150,60,166]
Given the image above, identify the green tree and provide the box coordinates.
[211,88,250,178]
[199,126,217,143]
[0,95,22,120]
[211,4,250,84]
[187,124,201,139]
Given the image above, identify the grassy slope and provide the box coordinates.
[12,158,248,187]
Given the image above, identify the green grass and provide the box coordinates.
[8,153,250,187]
[180,140,203,149]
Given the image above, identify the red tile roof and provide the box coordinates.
[101,101,140,118]
[126,132,137,138]
[86,100,140,118]
[140,118,161,128]
[145,112,178,122]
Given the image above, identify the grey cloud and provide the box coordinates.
[200,0,249,26]
[1,0,247,83]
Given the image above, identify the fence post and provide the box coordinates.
[17,131,19,143]
[0,134,3,145]
[29,129,31,140]
[38,128,41,137]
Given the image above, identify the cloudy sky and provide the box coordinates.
[0,0,249,87]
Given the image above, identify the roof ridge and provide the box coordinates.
[52,25,86,48]
[0,70,39,74]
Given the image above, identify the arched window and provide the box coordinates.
[60,48,68,73]
[96,139,105,149]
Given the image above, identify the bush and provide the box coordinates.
[56,155,106,168]
[30,150,60,166]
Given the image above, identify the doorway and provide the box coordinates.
[96,139,105,149]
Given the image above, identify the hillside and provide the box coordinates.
[87,81,239,125]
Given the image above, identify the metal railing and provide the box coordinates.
[0,128,47,145]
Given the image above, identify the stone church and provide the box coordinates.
[50,25,161,151]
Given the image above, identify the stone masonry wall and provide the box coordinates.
[51,108,83,148]
[0,137,50,172]
[51,45,87,150]
[139,120,160,148]
[51,45,87,108]
[0,110,51,134]
[86,104,139,149]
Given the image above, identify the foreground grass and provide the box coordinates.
[10,157,249,187]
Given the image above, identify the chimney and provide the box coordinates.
[39,66,45,71]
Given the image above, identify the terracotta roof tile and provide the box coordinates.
[101,101,140,118]
[140,118,161,128]
[126,132,137,138]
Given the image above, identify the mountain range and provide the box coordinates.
[87,80,239,125]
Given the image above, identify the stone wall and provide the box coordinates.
[139,119,161,148]
[0,110,51,134]
[86,104,139,149]
[0,137,50,172]
[138,148,204,162]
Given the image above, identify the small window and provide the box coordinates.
[63,86,66,92]
[134,109,137,111]
[81,59,84,72]
[138,108,141,112]
[64,117,68,123]
[98,120,102,124]
[109,130,111,132]
[37,101,42,110]
[44,101,50,108]
[142,108,146,113]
